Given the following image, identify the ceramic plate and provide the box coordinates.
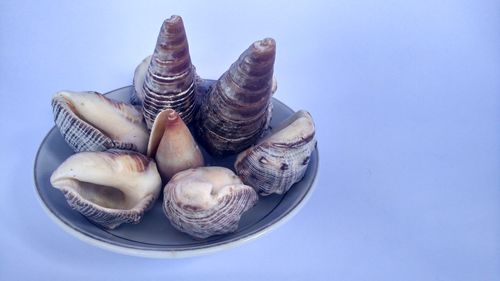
[34,85,319,258]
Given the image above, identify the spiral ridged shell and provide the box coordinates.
[142,15,197,128]
[235,110,316,196]
[196,38,276,156]
[163,167,258,239]
[50,149,162,229]
[52,91,149,153]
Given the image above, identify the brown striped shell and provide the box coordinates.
[52,91,149,153]
[163,167,258,239]
[196,38,276,156]
[50,149,162,229]
[234,110,316,196]
[141,15,197,128]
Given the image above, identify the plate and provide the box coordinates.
[34,85,319,258]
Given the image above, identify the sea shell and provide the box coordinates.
[131,55,151,105]
[234,110,316,196]
[163,167,258,239]
[52,90,149,153]
[147,109,204,182]
[142,15,197,128]
[196,38,276,156]
[50,149,162,229]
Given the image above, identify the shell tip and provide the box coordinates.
[254,38,276,51]
[163,15,184,32]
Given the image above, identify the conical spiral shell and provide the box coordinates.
[52,91,149,153]
[147,109,204,183]
[235,110,316,196]
[163,167,258,239]
[50,149,162,229]
[142,15,197,128]
[196,38,276,156]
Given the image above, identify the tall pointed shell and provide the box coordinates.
[133,56,214,107]
[142,15,197,128]
[50,150,162,229]
[52,91,149,153]
[147,109,204,182]
[163,167,258,239]
[235,110,316,196]
[196,38,276,156]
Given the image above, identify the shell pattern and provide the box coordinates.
[163,167,258,239]
[147,109,204,183]
[52,90,149,153]
[142,15,197,128]
[50,149,162,229]
[234,110,316,196]
[196,38,276,156]
[48,13,318,238]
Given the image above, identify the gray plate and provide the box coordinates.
[34,86,319,258]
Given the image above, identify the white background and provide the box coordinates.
[1,0,499,280]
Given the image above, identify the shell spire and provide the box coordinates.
[197,38,276,156]
[142,15,197,128]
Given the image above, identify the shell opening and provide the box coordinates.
[56,178,138,210]
[54,91,149,153]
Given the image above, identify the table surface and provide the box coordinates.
[1,1,499,280]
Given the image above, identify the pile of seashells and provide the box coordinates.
[49,15,317,239]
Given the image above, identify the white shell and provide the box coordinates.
[235,110,316,196]
[52,91,149,153]
[147,109,204,182]
[163,167,258,239]
[50,150,162,229]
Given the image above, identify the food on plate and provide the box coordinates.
[52,90,149,153]
[139,15,198,128]
[50,149,162,229]
[47,15,318,239]
[196,38,276,156]
[235,110,316,196]
[163,167,258,239]
[147,109,204,182]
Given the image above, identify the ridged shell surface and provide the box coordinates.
[50,150,162,229]
[234,110,316,196]
[131,55,151,105]
[163,167,258,239]
[52,91,149,153]
[142,15,197,128]
[196,38,276,156]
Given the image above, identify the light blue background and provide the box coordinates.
[1,0,499,280]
